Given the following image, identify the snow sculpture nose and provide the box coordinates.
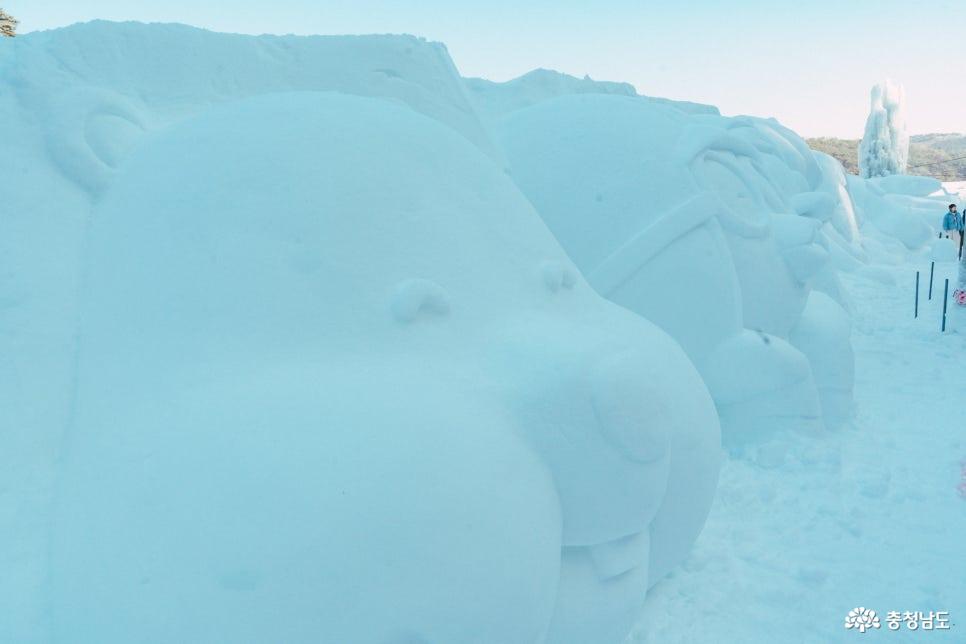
[590,351,670,463]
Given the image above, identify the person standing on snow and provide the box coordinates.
[942,204,963,247]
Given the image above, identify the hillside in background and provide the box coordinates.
[808,133,966,179]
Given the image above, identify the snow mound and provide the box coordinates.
[869,174,942,198]
[46,91,720,643]
[847,174,943,252]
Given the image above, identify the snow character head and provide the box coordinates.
[49,92,720,644]
[496,94,847,444]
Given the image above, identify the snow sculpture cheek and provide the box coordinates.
[489,303,719,644]
[590,352,670,464]
[491,321,673,546]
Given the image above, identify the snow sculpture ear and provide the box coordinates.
[390,279,451,324]
[539,260,577,293]
[41,89,146,196]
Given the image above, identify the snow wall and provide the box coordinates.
[0,20,948,644]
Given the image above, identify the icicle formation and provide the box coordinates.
[858,80,909,178]
[0,8,18,37]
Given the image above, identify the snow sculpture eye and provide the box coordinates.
[589,351,669,463]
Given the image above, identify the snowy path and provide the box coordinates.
[632,259,966,643]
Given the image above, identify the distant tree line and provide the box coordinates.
[808,134,966,180]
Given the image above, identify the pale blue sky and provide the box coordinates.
[8,1,966,137]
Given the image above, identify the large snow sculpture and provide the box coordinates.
[49,92,720,644]
[858,80,909,179]
[497,94,838,444]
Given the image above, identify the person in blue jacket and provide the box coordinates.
[942,204,963,247]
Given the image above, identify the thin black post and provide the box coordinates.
[960,231,964,260]
[929,262,935,300]
[942,278,950,332]
[915,271,920,318]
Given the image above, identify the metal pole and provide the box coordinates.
[942,278,950,332]
[929,262,935,300]
[915,271,920,318]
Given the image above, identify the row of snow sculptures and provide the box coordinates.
[858,80,909,179]
[0,8,17,37]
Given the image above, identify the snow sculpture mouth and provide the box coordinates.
[583,530,651,580]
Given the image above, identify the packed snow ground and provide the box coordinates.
[631,258,966,643]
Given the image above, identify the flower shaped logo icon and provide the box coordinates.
[845,607,881,633]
